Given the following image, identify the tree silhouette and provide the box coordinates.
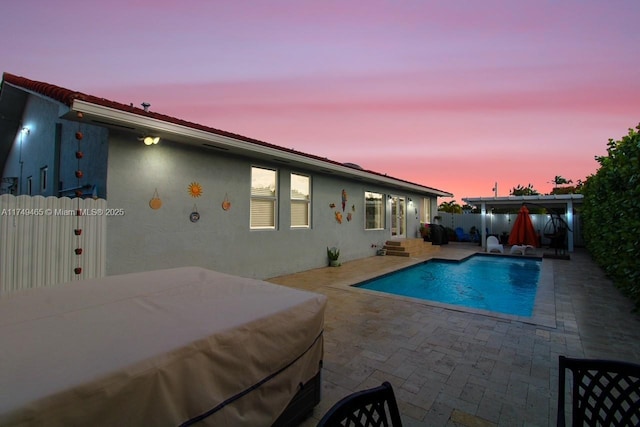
[510,184,540,196]
[551,175,573,187]
[438,200,462,213]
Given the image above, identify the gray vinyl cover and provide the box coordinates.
[0,267,326,426]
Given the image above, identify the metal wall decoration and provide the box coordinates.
[187,183,202,222]
[74,112,84,276]
[222,193,231,211]
[330,190,354,224]
[188,182,203,198]
[190,204,200,223]
[149,188,162,210]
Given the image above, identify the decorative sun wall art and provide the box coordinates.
[188,182,203,198]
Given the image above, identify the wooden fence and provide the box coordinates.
[1,194,107,294]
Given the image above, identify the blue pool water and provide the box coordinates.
[355,255,541,317]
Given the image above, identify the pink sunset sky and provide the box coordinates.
[1,0,639,203]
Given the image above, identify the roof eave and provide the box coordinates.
[70,99,452,198]
[462,194,584,208]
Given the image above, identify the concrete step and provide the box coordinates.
[383,238,441,257]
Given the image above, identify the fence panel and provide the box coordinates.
[436,212,583,246]
[0,195,107,294]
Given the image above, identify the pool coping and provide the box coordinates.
[329,253,557,329]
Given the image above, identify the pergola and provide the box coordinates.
[462,194,584,252]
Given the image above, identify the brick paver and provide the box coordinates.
[267,244,640,426]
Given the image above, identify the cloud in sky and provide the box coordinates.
[1,0,639,201]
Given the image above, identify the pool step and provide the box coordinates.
[384,239,441,257]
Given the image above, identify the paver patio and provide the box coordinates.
[267,243,640,426]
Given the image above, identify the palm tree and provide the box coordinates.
[438,200,462,214]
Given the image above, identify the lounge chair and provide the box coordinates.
[486,236,504,253]
[509,245,535,255]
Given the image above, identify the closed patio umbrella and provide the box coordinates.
[508,205,538,247]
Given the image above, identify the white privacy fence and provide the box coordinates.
[434,212,584,246]
[1,194,107,294]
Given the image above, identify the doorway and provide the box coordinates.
[390,195,406,238]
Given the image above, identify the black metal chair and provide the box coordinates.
[316,381,402,427]
[557,355,640,426]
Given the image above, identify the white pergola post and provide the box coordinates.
[480,202,487,251]
[566,200,574,252]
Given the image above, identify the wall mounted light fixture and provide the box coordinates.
[21,127,30,135]
[139,136,160,145]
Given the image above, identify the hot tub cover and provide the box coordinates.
[0,267,326,426]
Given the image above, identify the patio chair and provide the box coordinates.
[557,355,640,427]
[455,227,470,242]
[316,381,402,427]
[486,236,504,253]
[509,245,535,255]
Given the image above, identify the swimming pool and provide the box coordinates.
[354,255,541,317]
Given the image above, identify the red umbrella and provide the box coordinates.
[508,205,539,247]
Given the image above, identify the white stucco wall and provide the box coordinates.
[105,132,432,279]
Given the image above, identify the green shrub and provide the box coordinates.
[327,247,340,261]
[582,124,640,310]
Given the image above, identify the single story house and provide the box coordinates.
[0,72,452,280]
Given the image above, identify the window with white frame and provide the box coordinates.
[365,191,384,230]
[250,166,277,229]
[290,173,310,228]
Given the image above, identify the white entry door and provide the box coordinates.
[390,196,406,238]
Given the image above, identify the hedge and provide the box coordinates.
[581,124,640,310]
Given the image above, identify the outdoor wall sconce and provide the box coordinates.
[142,136,160,146]
[21,127,30,135]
